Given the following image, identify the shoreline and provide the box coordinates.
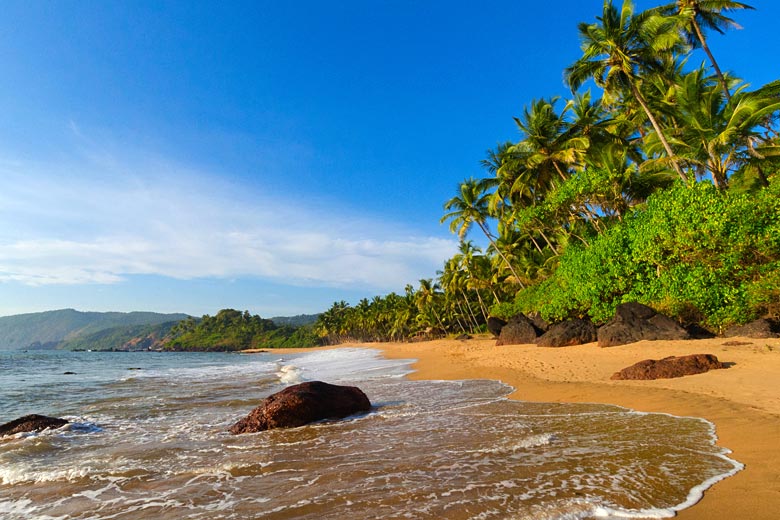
[269,336,780,519]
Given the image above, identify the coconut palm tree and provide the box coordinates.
[565,0,689,182]
[659,0,753,100]
[441,177,523,283]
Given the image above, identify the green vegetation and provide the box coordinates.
[164,309,320,351]
[316,0,780,342]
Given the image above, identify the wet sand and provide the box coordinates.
[332,336,780,520]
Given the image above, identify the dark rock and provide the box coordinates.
[537,319,597,348]
[455,334,472,341]
[611,354,725,380]
[0,414,69,437]
[527,312,550,333]
[63,371,77,375]
[127,367,143,371]
[723,318,780,339]
[685,324,717,339]
[598,303,689,348]
[487,317,507,338]
[229,381,372,434]
[496,314,540,346]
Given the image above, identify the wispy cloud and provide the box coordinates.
[0,146,457,291]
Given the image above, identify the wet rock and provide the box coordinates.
[0,414,69,437]
[537,319,597,348]
[487,316,507,338]
[723,318,780,339]
[496,314,540,346]
[63,371,77,375]
[611,354,725,380]
[597,303,689,348]
[229,381,372,434]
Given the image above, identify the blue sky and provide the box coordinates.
[1,1,777,318]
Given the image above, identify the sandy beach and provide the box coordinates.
[319,336,780,519]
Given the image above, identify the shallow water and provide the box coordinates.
[0,348,741,519]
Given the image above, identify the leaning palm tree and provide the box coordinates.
[441,177,523,283]
[565,0,689,182]
[659,0,753,100]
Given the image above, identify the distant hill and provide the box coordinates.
[269,314,320,327]
[58,321,182,351]
[0,309,190,350]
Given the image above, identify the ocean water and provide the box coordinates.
[0,348,741,519]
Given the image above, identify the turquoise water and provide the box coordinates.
[0,348,742,519]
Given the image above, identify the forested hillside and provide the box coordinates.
[0,309,189,350]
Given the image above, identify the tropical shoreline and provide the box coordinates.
[260,336,780,519]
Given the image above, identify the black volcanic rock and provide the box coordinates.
[487,317,507,338]
[598,303,689,347]
[496,314,540,346]
[537,319,597,347]
[723,318,780,339]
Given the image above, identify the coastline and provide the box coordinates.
[269,336,780,519]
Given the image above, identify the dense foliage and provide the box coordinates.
[164,309,320,351]
[316,0,780,342]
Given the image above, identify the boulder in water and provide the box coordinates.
[229,381,371,434]
[0,414,68,437]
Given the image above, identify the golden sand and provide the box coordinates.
[251,336,780,518]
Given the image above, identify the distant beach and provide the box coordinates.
[348,336,780,520]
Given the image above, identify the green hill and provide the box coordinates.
[0,309,190,350]
[165,309,321,351]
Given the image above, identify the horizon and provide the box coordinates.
[2,0,778,318]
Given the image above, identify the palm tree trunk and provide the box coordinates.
[628,79,688,183]
[477,221,525,287]
[691,19,731,101]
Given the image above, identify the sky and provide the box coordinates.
[1,1,778,318]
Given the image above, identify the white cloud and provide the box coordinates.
[0,151,457,291]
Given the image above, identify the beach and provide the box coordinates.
[341,336,780,519]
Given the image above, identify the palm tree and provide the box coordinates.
[441,177,523,283]
[659,0,753,101]
[565,0,689,182]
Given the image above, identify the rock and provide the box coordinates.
[0,414,69,437]
[496,314,540,346]
[527,312,550,333]
[63,371,77,375]
[455,334,472,341]
[611,354,725,380]
[723,318,780,339]
[685,324,716,339]
[536,319,597,347]
[487,317,507,338]
[597,303,689,348]
[229,381,372,434]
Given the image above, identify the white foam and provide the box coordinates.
[276,364,303,385]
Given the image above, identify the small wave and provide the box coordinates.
[276,364,303,385]
[0,465,94,486]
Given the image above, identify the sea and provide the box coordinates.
[0,348,742,520]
